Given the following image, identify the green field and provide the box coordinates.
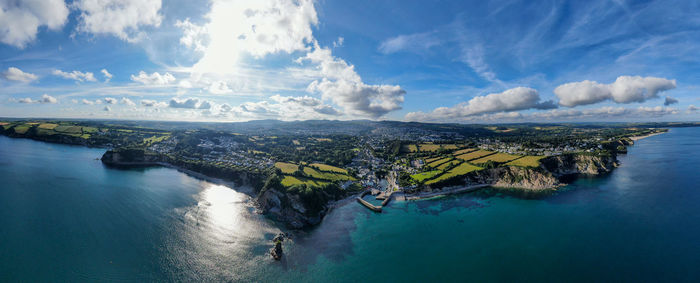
[411,170,442,182]
[82,127,99,133]
[453,148,477,155]
[144,135,169,146]
[455,150,494,161]
[54,125,82,134]
[428,157,453,168]
[309,163,348,174]
[274,162,299,174]
[506,155,547,167]
[418,144,441,152]
[426,163,483,185]
[303,167,354,181]
[13,125,30,134]
[403,144,418,152]
[281,176,329,187]
[424,156,442,163]
[38,123,59,130]
[470,153,522,164]
[436,160,461,170]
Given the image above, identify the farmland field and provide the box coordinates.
[428,157,453,168]
[424,156,442,163]
[303,167,354,181]
[437,160,461,170]
[82,127,99,133]
[455,150,494,161]
[403,144,418,152]
[453,148,477,155]
[38,123,59,130]
[274,162,298,174]
[13,125,30,134]
[426,163,483,185]
[470,153,522,164]
[410,170,442,182]
[54,125,82,134]
[418,144,441,152]
[310,163,348,174]
[442,144,459,150]
[281,176,329,188]
[506,155,547,167]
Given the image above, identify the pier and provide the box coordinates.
[356,191,383,212]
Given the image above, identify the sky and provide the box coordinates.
[1,0,699,123]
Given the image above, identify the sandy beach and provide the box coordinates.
[630,131,666,141]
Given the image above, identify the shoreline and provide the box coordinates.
[630,131,666,141]
[103,160,254,195]
[402,184,491,201]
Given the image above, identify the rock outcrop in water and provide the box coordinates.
[269,233,286,260]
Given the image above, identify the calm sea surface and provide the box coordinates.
[1,127,699,282]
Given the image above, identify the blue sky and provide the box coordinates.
[1,0,699,122]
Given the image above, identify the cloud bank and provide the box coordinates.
[2,67,38,82]
[555,76,676,107]
[0,0,69,48]
[405,87,555,122]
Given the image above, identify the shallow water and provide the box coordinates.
[1,127,699,282]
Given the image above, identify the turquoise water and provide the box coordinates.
[1,128,699,281]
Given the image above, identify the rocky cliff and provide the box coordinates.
[540,154,617,177]
[256,188,326,229]
[433,153,618,191]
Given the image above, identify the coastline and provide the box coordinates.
[103,160,254,195]
[630,131,666,141]
[403,184,491,201]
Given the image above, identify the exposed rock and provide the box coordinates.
[462,166,560,190]
[269,233,285,260]
[540,154,617,177]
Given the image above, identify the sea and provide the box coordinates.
[0,127,699,282]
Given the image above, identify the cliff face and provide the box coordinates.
[435,153,618,191]
[101,149,163,165]
[256,189,326,229]
[460,166,560,190]
[540,154,617,176]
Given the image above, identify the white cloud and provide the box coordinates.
[664,96,678,106]
[52,69,97,82]
[17,98,34,104]
[378,31,439,54]
[532,106,679,120]
[103,97,117,104]
[141,99,166,107]
[207,81,232,94]
[81,99,95,105]
[73,0,162,42]
[168,97,211,109]
[41,94,58,104]
[103,106,111,112]
[1,67,38,82]
[175,18,208,52]
[101,69,113,82]
[185,0,318,75]
[688,105,698,113]
[16,94,58,104]
[269,94,341,116]
[555,76,677,107]
[333,36,344,48]
[0,0,69,48]
[405,87,555,122]
[131,71,175,85]
[120,97,135,106]
[299,45,405,118]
